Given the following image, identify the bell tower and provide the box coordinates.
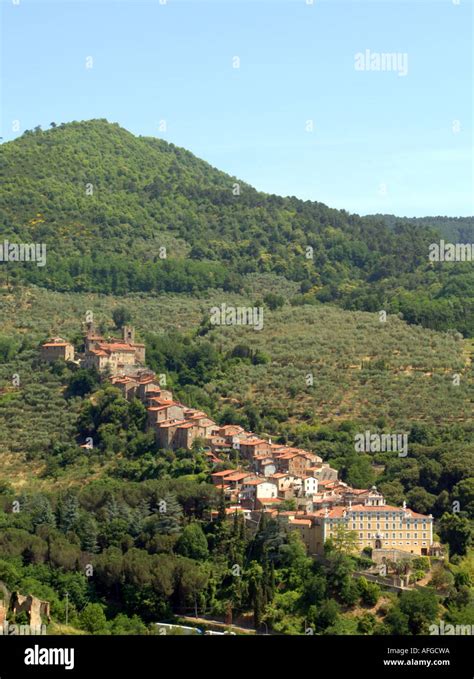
[122,325,135,344]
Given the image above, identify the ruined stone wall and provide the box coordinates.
[9,589,51,626]
[0,600,7,626]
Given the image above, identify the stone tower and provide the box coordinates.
[122,325,135,344]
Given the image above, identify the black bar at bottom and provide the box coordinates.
[0,634,471,678]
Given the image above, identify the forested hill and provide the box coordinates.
[0,119,472,336]
[366,214,474,243]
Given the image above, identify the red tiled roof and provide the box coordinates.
[349,504,405,512]
[147,398,174,407]
[147,402,176,411]
[315,506,347,518]
[178,422,199,429]
[98,342,135,353]
[156,419,187,428]
[42,342,70,347]
[352,504,430,519]
[316,503,431,519]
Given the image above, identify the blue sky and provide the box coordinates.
[1,0,472,216]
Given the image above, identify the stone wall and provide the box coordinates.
[12,592,51,627]
[0,581,51,627]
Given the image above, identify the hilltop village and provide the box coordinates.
[40,324,436,561]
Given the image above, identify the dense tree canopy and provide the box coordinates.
[1,120,472,335]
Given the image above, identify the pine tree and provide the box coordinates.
[104,494,121,521]
[78,514,99,553]
[130,498,151,536]
[30,495,56,529]
[57,492,79,533]
[153,492,183,534]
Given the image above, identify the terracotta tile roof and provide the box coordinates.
[315,503,431,519]
[349,504,404,512]
[225,472,251,481]
[156,419,187,428]
[355,504,430,519]
[98,342,136,353]
[315,506,347,518]
[42,342,70,348]
[90,349,108,357]
[147,398,174,407]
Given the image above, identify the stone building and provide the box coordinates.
[40,337,75,363]
[285,495,434,557]
[81,323,145,375]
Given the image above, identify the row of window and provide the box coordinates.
[326,527,429,539]
[358,533,427,540]
[360,538,428,546]
[352,524,426,531]
[329,515,428,522]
